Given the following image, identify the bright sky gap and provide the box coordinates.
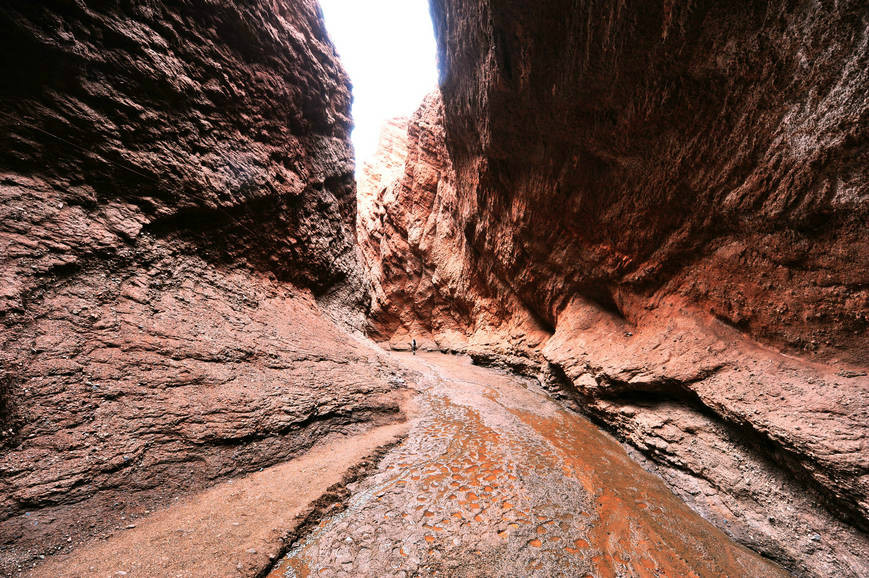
[318,0,438,169]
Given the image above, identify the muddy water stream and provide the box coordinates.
[268,352,785,577]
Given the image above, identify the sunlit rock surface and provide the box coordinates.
[358,93,549,354]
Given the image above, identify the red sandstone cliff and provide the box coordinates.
[358,93,550,354]
[358,116,411,212]
[0,1,402,572]
[359,1,869,573]
[429,0,868,365]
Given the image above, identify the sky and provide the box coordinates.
[319,0,438,168]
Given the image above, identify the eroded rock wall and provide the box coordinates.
[360,1,869,575]
[358,93,550,353]
[0,0,366,304]
[431,0,868,365]
[0,1,403,572]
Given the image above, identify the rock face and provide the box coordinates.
[0,0,365,305]
[431,0,868,365]
[358,93,550,353]
[358,116,411,214]
[2,0,867,576]
[358,95,466,342]
[0,1,403,572]
[359,1,869,575]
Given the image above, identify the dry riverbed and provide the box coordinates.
[26,351,787,577]
[268,352,786,577]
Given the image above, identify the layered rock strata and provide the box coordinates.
[2,0,867,576]
[0,0,402,572]
[359,1,869,571]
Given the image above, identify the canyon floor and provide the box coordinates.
[267,352,788,577]
[12,341,859,578]
[29,350,789,577]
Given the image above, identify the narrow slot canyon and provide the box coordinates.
[0,1,866,577]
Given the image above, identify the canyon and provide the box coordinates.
[1,1,867,577]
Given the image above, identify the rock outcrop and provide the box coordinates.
[0,1,403,572]
[430,0,868,365]
[358,93,550,354]
[3,0,867,576]
[359,1,869,575]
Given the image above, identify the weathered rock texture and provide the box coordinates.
[0,1,403,573]
[358,116,411,214]
[431,0,868,365]
[3,0,867,575]
[359,1,869,575]
[358,93,550,354]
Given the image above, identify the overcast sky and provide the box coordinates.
[319,0,438,169]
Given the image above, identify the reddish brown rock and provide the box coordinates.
[0,1,402,573]
[430,0,867,363]
[358,93,549,353]
[0,0,363,307]
[359,2,869,574]
[2,0,867,576]
[358,116,411,211]
[269,352,789,578]
[540,297,869,576]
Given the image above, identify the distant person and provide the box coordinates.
[411,338,417,355]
